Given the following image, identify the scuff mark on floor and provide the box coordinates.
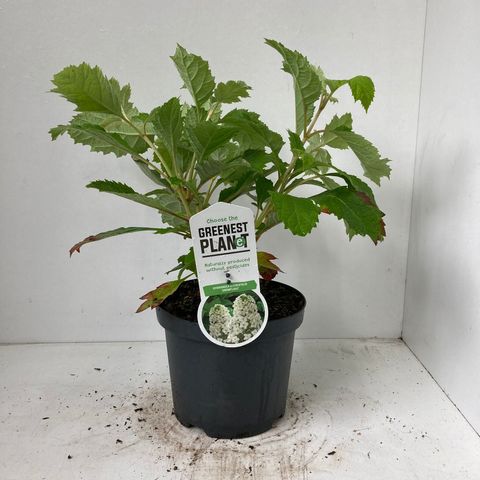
[119,387,329,479]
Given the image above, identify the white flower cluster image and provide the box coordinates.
[208,293,263,344]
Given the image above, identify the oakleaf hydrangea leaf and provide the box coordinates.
[214,80,251,104]
[171,44,215,107]
[51,63,133,116]
[265,39,322,135]
[271,192,319,236]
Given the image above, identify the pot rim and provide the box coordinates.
[156,280,306,344]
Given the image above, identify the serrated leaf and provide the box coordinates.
[51,63,132,116]
[137,279,184,312]
[86,180,187,225]
[319,176,341,190]
[244,150,284,173]
[323,113,353,149]
[348,76,375,112]
[312,186,385,243]
[270,192,319,236]
[213,80,251,104]
[324,170,377,204]
[288,130,304,156]
[218,171,257,202]
[221,109,284,154]
[150,189,187,228]
[49,124,68,140]
[53,113,150,157]
[257,251,283,281]
[149,97,183,158]
[305,136,332,173]
[70,123,148,157]
[166,247,197,276]
[69,226,175,256]
[195,143,244,182]
[184,121,236,162]
[171,44,215,107]
[326,78,348,93]
[255,176,274,207]
[265,39,322,135]
[331,130,391,185]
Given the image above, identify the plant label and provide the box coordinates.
[189,202,268,347]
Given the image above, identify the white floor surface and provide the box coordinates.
[0,339,479,480]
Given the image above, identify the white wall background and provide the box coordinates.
[0,0,426,342]
[403,0,480,433]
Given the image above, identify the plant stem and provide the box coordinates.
[121,110,192,218]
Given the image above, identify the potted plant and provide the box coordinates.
[50,39,390,438]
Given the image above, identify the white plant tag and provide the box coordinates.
[189,202,268,348]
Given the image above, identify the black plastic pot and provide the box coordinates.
[156,281,306,439]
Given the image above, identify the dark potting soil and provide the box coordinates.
[160,279,305,322]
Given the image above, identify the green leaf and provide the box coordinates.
[288,130,305,156]
[184,121,236,162]
[257,251,282,281]
[266,39,322,134]
[52,113,149,157]
[326,78,348,94]
[270,192,319,236]
[137,279,184,312]
[326,76,375,112]
[195,143,245,182]
[255,176,274,207]
[149,97,183,158]
[348,76,375,112]
[166,247,197,277]
[213,80,251,104]
[218,171,257,202]
[323,113,353,149]
[86,180,187,223]
[69,226,176,256]
[312,186,385,243]
[171,44,215,107]
[325,113,352,132]
[150,189,188,228]
[221,109,284,154]
[49,124,68,140]
[324,170,376,204]
[70,123,148,157]
[51,63,132,116]
[330,130,391,185]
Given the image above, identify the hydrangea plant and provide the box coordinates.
[50,39,390,312]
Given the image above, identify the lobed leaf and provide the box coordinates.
[86,180,188,225]
[348,76,375,112]
[213,80,251,104]
[51,63,133,116]
[51,113,150,157]
[312,186,385,243]
[166,247,197,277]
[184,121,236,162]
[257,251,282,281]
[149,97,184,158]
[255,176,274,207]
[270,192,319,236]
[265,39,323,135]
[171,44,215,107]
[221,109,284,154]
[326,76,375,112]
[331,130,391,185]
[136,279,185,312]
[288,130,305,157]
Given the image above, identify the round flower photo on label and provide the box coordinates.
[200,290,267,347]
